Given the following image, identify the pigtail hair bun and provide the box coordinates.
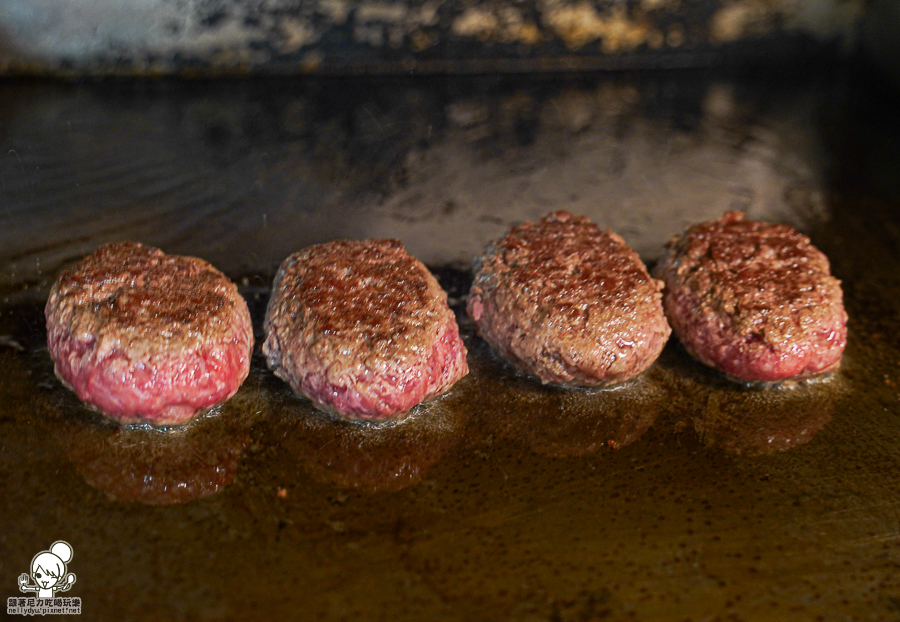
[49,541,73,564]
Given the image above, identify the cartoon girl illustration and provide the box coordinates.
[18,541,76,598]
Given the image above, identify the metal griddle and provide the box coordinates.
[2,67,900,621]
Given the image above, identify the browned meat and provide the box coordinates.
[263,239,468,422]
[654,212,847,383]
[467,211,671,386]
[45,242,254,426]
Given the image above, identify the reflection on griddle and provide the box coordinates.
[689,381,838,457]
[57,406,253,506]
[22,300,262,506]
[465,339,664,457]
[526,384,662,457]
[0,76,828,297]
[267,386,471,493]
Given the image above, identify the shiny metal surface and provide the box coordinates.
[1,68,899,620]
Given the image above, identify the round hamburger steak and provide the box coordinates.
[654,212,847,383]
[45,242,254,426]
[263,239,468,422]
[467,211,671,387]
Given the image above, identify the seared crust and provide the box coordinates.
[654,212,847,382]
[45,242,254,425]
[467,211,671,386]
[263,239,468,421]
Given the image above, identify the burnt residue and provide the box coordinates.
[0,0,865,76]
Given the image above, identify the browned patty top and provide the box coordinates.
[666,212,831,278]
[474,211,659,325]
[660,212,842,347]
[266,239,453,367]
[47,242,248,356]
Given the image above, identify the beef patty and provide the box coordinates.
[45,242,254,426]
[654,212,847,383]
[467,211,671,387]
[263,239,468,422]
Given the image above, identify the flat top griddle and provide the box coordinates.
[1,68,900,621]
